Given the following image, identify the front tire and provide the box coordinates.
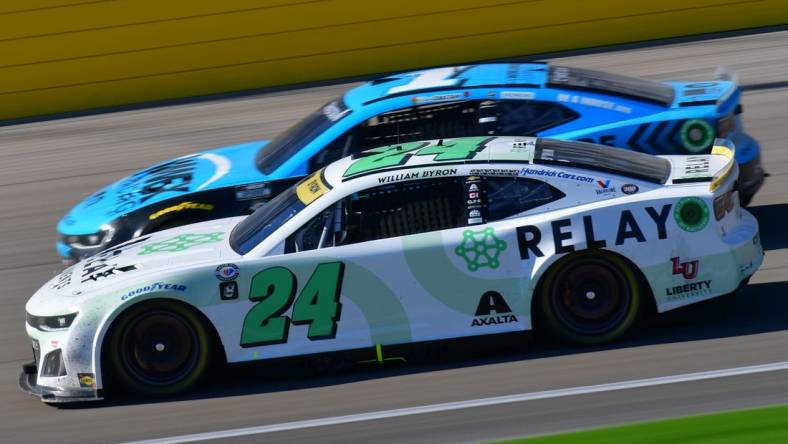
[536,251,642,345]
[104,301,214,396]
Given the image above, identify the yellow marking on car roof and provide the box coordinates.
[296,170,331,205]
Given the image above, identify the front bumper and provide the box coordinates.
[21,315,105,404]
[19,361,102,404]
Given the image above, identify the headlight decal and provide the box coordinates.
[61,224,115,248]
[26,312,78,331]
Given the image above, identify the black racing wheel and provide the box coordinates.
[536,251,642,345]
[104,300,217,396]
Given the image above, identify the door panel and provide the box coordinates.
[398,223,526,339]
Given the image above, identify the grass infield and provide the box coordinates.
[497,404,788,444]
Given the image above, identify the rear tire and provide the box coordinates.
[536,251,641,345]
[104,300,215,396]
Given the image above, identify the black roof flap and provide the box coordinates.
[535,138,671,184]
[548,65,675,107]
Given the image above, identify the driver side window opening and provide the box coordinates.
[345,178,464,243]
[308,101,485,172]
[285,175,564,254]
[307,99,579,172]
[285,177,464,253]
[358,101,484,147]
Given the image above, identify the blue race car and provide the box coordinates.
[58,63,764,262]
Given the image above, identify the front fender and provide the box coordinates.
[90,290,206,390]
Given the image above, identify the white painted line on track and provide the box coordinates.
[124,360,788,444]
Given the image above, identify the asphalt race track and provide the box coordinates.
[1,30,788,444]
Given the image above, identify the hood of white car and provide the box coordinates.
[45,217,245,297]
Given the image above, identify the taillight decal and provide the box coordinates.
[713,189,736,221]
[716,113,737,138]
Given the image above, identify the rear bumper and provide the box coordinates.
[738,152,765,206]
[651,209,762,313]
[19,361,102,404]
[734,132,765,206]
[731,210,763,282]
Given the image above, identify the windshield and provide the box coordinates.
[230,169,332,254]
[256,98,350,175]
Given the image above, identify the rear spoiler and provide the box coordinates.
[668,138,736,190]
[675,67,739,109]
[715,66,739,85]
[709,138,736,192]
[714,66,740,111]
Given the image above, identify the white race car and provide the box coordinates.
[21,136,762,403]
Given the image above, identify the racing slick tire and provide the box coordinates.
[536,250,642,346]
[103,300,217,397]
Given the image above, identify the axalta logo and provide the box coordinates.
[596,179,616,195]
[671,257,699,279]
[471,291,518,327]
